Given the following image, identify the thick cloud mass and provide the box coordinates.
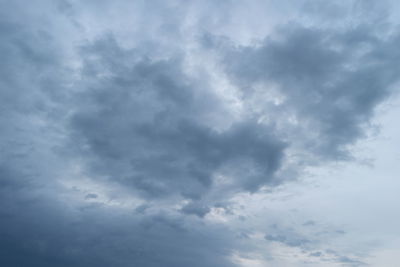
[0,194,238,267]
[1,0,399,266]
[222,25,400,160]
[69,36,286,199]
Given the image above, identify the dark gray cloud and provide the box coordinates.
[0,0,399,266]
[180,201,211,218]
[69,35,286,200]
[220,23,400,161]
[0,3,241,267]
[0,2,69,194]
[0,189,240,267]
[84,193,98,199]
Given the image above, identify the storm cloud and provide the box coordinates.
[220,23,400,161]
[69,36,286,199]
[1,0,400,266]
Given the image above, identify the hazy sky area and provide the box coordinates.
[1,0,400,266]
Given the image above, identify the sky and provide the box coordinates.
[1,0,400,266]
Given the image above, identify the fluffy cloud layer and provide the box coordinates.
[1,0,399,266]
[70,36,286,198]
[221,23,400,160]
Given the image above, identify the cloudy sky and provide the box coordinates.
[1,0,400,266]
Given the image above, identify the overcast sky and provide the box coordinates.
[1,0,400,266]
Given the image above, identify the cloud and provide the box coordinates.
[1,0,399,266]
[0,3,279,266]
[84,193,98,199]
[0,190,241,267]
[336,256,367,266]
[265,233,310,248]
[180,201,211,218]
[68,35,286,200]
[219,22,400,161]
